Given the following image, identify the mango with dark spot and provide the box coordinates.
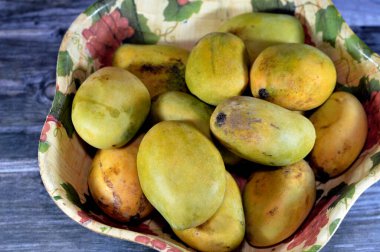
[185,32,249,106]
[250,43,337,111]
[173,172,245,252]
[309,91,368,178]
[218,12,304,63]
[243,160,316,247]
[210,96,316,166]
[113,44,189,98]
[71,67,150,149]
[88,134,154,222]
[137,121,226,230]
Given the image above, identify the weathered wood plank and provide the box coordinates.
[0,170,155,252]
[0,0,93,129]
[0,132,40,160]
[334,0,380,26]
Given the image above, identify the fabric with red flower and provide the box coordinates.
[78,210,92,224]
[40,115,60,142]
[287,195,339,250]
[364,91,380,150]
[82,9,134,67]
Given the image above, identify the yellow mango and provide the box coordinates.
[113,44,189,98]
[137,121,226,230]
[244,160,316,247]
[88,134,153,222]
[250,43,337,111]
[173,172,245,252]
[219,12,304,63]
[309,91,368,178]
[210,96,316,166]
[186,32,249,105]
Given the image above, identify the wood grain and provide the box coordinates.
[0,0,379,251]
[0,171,155,252]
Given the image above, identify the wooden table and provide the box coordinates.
[0,0,379,251]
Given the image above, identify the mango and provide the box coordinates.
[137,121,226,230]
[210,96,316,166]
[309,91,368,178]
[244,160,316,247]
[173,172,245,252]
[71,67,150,149]
[250,43,336,111]
[150,91,213,137]
[113,44,189,98]
[150,91,241,165]
[88,134,154,222]
[186,32,249,105]
[219,12,304,63]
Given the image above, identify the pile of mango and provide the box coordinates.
[71,12,368,251]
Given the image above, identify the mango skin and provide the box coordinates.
[88,134,154,222]
[113,44,189,98]
[186,32,249,105]
[250,43,337,111]
[150,91,213,137]
[309,91,368,178]
[219,12,304,63]
[244,160,316,247]
[137,121,226,230]
[210,96,316,166]
[173,172,245,252]
[150,91,241,165]
[71,67,150,149]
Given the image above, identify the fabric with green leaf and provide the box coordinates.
[50,91,75,138]
[57,51,74,77]
[83,0,116,22]
[345,34,373,62]
[370,152,380,172]
[315,6,343,47]
[251,0,295,14]
[303,245,322,252]
[38,141,50,153]
[163,0,202,22]
[329,218,341,235]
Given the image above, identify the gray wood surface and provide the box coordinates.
[0,0,379,251]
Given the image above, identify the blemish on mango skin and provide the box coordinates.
[140,64,165,74]
[259,88,270,99]
[270,123,280,130]
[216,112,227,127]
[267,207,278,216]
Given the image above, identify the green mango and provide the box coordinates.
[210,96,315,166]
[244,160,316,247]
[137,121,226,230]
[150,91,241,165]
[150,91,213,137]
[186,32,249,106]
[173,172,245,252]
[219,12,304,63]
[71,67,150,149]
